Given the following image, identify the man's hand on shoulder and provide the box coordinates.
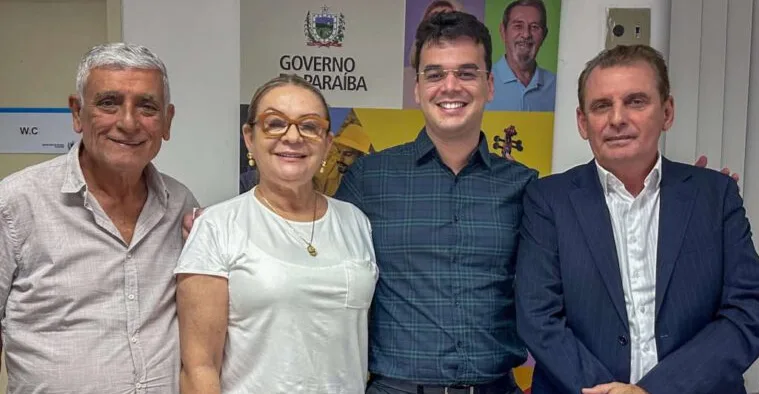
[182,207,204,241]
[695,155,740,182]
[583,382,649,394]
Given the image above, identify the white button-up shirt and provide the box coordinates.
[596,155,662,383]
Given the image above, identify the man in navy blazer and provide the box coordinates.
[515,44,759,394]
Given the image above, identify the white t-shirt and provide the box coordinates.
[175,187,378,393]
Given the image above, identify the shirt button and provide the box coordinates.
[618,335,628,346]
[453,215,459,222]
[126,253,133,259]
[128,294,135,301]
[131,336,138,343]
[135,382,142,389]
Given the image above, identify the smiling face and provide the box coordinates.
[242,84,333,188]
[501,5,546,70]
[577,61,674,171]
[414,36,494,141]
[69,67,174,176]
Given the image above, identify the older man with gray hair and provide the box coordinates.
[0,43,198,393]
[486,0,556,111]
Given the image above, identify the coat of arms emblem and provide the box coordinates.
[304,6,345,47]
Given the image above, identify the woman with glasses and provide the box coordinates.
[174,74,378,393]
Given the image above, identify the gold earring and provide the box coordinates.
[247,152,255,167]
[319,160,326,173]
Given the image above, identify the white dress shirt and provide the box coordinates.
[596,155,662,383]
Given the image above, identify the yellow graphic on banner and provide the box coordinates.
[482,111,554,177]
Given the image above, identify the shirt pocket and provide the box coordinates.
[343,258,378,309]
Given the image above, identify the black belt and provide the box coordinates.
[370,373,520,394]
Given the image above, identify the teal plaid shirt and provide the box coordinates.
[334,129,536,385]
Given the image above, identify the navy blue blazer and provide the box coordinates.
[515,158,759,394]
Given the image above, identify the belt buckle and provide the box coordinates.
[444,387,475,394]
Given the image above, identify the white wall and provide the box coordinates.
[666,0,753,192]
[122,0,240,206]
[666,1,759,389]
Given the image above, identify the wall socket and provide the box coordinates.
[605,8,651,49]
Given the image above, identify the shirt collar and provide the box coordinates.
[595,154,662,195]
[61,140,170,206]
[496,56,545,88]
[413,128,493,170]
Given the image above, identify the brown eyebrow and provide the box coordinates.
[137,94,160,103]
[422,65,444,72]
[93,91,122,101]
[92,92,161,106]
[261,107,324,119]
[624,92,651,102]
[458,64,480,70]
[422,63,480,71]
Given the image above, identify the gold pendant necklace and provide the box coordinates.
[259,190,318,257]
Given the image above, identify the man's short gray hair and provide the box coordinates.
[75,43,171,107]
